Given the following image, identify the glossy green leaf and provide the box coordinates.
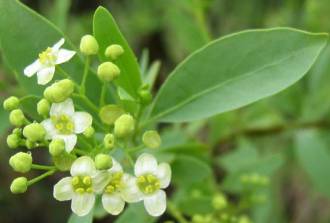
[115,203,155,223]
[93,7,142,98]
[150,28,328,122]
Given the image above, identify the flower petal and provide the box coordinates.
[55,134,77,153]
[52,38,65,51]
[92,171,110,194]
[157,163,171,188]
[50,98,75,117]
[56,49,76,64]
[41,119,57,139]
[144,190,167,217]
[53,177,74,201]
[73,112,92,134]
[37,66,55,85]
[121,175,143,203]
[24,59,41,77]
[71,193,95,217]
[102,194,125,215]
[109,158,123,174]
[70,156,96,177]
[134,153,158,176]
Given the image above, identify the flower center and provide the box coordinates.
[104,172,124,194]
[38,47,56,65]
[51,115,74,135]
[137,174,160,195]
[71,176,93,194]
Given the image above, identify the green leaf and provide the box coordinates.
[93,7,142,99]
[294,129,330,198]
[115,203,155,223]
[150,28,328,122]
[68,211,93,223]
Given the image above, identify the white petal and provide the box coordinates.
[121,175,143,203]
[52,38,65,51]
[134,153,158,176]
[109,158,123,174]
[50,98,75,117]
[92,171,110,194]
[71,193,95,217]
[157,163,171,188]
[102,194,125,215]
[37,66,55,85]
[144,190,167,217]
[53,177,74,201]
[55,49,76,64]
[72,112,92,134]
[41,119,57,139]
[55,134,77,153]
[70,156,96,177]
[24,59,41,77]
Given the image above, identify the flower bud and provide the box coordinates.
[7,134,20,149]
[80,35,99,55]
[138,89,152,105]
[12,128,22,135]
[37,99,50,116]
[114,114,135,138]
[9,152,32,173]
[25,140,36,149]
[3,96,20,111]
[212,193,227,210]
[10,177,28,194]
[238,216,252,223]
[43,79,74,103]
[83,127,95,138]
[49,139,65,156]
[105,44,124,60]
[9,109,26,127]
[99,105,125,125]
[23,123,46,142]
[95,154,113,170]
[97,62,120,82]
[103,133,115,149]
[142,130,161,149]
[53,152,76,171]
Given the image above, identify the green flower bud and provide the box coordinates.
[3,96,20,111]
[114,114,135,138]
[105,44,124,60]
[97,62,120,82]
[37,99,50,116]
[12,128,22,135]
[80,34,99,55]
[10,177,28,194]
[49,139,65,156]
[43,79,74,103]
[83,127,95,138]
[25,140,36,149]
[238,216,252,223]
[23,123,46,142]
[9,109,26,127]
[95,154,113,170]
[99,104,125,125]
[7,134,21,149]
[103,133,115,150]
[138,89,152,105]
[9,152,32,173]
[142,130,161,149]
[53,152,76,171]
[212,193,227,210]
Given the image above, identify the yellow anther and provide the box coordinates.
[137,176,146,183]
[71,176,79,186]
[75,188,85,194]
[83,176,92,186]
[86,187,93,193]
[38,48,56,65]
[147,174,156,183]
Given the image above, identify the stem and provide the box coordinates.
[192,0,211,42]
[28,170,56,186]
[100,83,107,106]
[31,164,56,171]
[72,93,99,114]
[75,148,89,156]
[167,201,189,223]
[80,56,90,95]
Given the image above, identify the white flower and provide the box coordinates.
[124,153,171,217]
[101,158,134,215]
[53,156,110,216]
[24,38,76,85]
[41,98,92,152]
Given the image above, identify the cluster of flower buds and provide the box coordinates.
[3,35,169,218]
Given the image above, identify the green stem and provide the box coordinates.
[192,0,211,42]
[75,148,89,156]
[167,201,189,223]
[100,83,107,106]
[31,164,56,171]
[72,93,99,114]
[28,170,56,186]
[80,56,90,95]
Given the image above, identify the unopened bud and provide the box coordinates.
[80,35,99,55]
[3,96,20,111]
[37,99,50,116]
[97,62,120,82]
[23,123,46,142]
[53,152,76,171]
[9,152,32,173]
[49,139,65,156]
[105,44,124,60]
[95,154,113,170]
[83,127,95,138]
[99,105,125,125]
[114,114,135,138]
[10,177,28,194]
[212,193,227,210]
[25,140,36,149]
[9,109,26,127]
[7,134,20,149]
[139,89,152,105]
[43,79,74,103]
[103,133,115,150]
[142,130,161,149]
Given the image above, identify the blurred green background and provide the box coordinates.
[1,0,330,222]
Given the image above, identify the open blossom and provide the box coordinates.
[41,98,92,152]
[53,156,109,216]
[24,38,75,85]
[124,153,171,217]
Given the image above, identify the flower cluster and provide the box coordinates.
[4,35,170,218]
